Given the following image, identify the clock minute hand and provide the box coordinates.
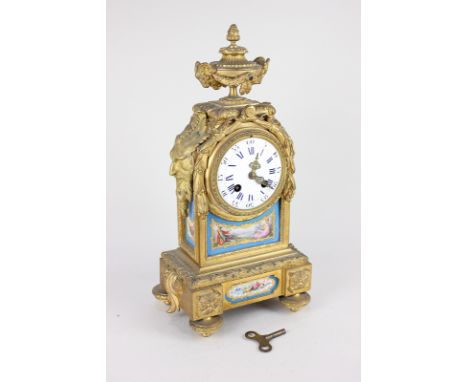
[248,153,261,180]
[248,154,273,189]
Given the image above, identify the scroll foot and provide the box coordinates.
[152,284,169,305]
[279,292,311,312]
[189,315,224,337]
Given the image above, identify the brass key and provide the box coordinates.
[244,329,286,352]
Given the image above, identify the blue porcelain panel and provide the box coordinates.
[185,200,195,247]
[207,201,280,257]
[225,275,279,304]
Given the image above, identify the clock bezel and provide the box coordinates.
[206,128,287,221]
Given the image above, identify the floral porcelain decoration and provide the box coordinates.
[225,275,279,303]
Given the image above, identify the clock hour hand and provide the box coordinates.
[252,174,273,189]
[248,154,273,188]
[256,175,273,189]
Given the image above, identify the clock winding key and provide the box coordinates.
[245,329,287,352]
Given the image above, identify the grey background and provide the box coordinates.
[107,0,360,381]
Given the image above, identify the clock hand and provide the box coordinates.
[253,174,273,189]
[248,154,273,188]
[258,176,273,189]
[248,154,261,179]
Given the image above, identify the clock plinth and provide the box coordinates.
[153,25,312,336]
[153,245,311,336]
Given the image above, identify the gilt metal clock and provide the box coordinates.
[153,24,312,336]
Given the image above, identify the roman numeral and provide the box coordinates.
[228,164,236,167]
[248,147,255,155]
[225,174,234,181]
[236,192,244,201]
[227,184,235,193]
[269,167,281,174]
[266,157,273,164]
[248,194,254,202]
[236,151,244,159]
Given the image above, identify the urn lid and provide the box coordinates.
[195,24,270,98]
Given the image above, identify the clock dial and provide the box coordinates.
[216,137,283,210]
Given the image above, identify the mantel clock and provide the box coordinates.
[153,25,312,336]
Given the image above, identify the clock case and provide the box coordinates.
[153,25,312,336]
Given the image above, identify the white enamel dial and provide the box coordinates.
[216,137,283,210]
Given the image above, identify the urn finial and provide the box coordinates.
[194,24,270,98]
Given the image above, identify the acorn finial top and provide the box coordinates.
[227,24,240,43]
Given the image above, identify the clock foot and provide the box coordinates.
[152,284,170,306]
[279,292,311,312]
[189,315,224,337]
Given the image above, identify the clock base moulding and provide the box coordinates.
[152,244,312,336]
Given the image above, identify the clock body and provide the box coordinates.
[175,106,294,269]
[153,25,312,336]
